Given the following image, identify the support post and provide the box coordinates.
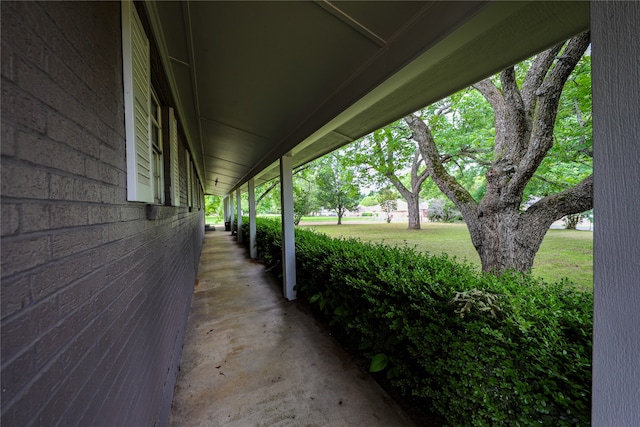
[280,154,296,300]
[591,2,640,425]
[236,188,243,243]
[248,178,257,259]
[227,193,234,232]
[223,195,229,227]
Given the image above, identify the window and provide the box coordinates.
[163,107,180,206]
[150,89,164,204]
[122,1,185,208]
[123,0,178,206]
[186,150,193,208]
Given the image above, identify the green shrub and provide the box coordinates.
[241,218,592,426]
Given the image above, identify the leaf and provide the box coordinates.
[369,353,389,373]
[334,305,349,317]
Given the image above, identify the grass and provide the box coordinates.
[299,215,380,222]
[299,221,593,291]
[205,215,222,225]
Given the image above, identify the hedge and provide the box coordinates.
[241,218,592,426]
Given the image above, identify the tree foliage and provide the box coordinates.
[314,154,361,225]
[347,123,428,229]
[255,179,281,214]
[376,188,398,223]
[293,165,319,224]
[204,195,222,217]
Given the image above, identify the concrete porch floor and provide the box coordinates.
[169,230,414,426]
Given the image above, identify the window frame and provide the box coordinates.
[150,88,164,205]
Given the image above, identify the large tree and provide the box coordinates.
[405,32,592,274]
[314,154,361,225]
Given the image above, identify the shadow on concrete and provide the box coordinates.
[169,230,414,426]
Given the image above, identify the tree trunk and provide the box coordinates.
[469,173,592,273]
[405,192,421,230]
[388,151,428,230]
[466,208,549,273]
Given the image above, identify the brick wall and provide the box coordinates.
[1,2,204,425]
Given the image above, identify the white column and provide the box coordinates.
[280,154,296,300]
[228,193,234,223]
[223,195,229,226]
[236,188,243,243]
[592,2,640,425]
[248,178,257,259]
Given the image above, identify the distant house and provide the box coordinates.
[358,200,429,219]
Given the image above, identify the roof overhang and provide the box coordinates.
[143,1,589,196]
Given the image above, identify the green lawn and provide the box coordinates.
[299,215,381,222]
[299,221,593,290]
[205,215,222,225]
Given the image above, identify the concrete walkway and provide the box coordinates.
[169,230,413,427]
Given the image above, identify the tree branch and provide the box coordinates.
[530,173,566,190]
[411,152,430,192]
[521,43,564,113]
[472,78,503,110]
[535,32,590,99]
[455,146,492,167]
[404,114,478,218]
[256,179,280,205]
[474,77,524,167]
[255,164,311,205]
[500,67,524,113]
[524,174,593,225]
[507,31,590,198]
[500,67,530,161]
[573,97,586,127]
[385,171,411,200]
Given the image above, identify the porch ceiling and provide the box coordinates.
[144,1,589,197]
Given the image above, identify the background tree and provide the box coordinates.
[255,179,281,214]
[205,195,222,218]
[293,187,312,225]
[405,32,592,274]
[254,165,314,215]
[563,213,587,230]
[359,194,379,207]
[314,154,361,225]
[348,123,428,229]
[426,198,461,223]
[377,188,398,223]
[293,165,318,225]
